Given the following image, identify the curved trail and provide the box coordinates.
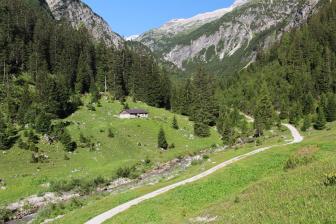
[85,124,303,224]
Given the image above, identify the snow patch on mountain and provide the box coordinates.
[126,35,140,41]
[140,0,250,36]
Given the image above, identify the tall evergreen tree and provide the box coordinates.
[75,50,92,94]
[314,107,327,130]
[158,128,168,150]
[301,115,311,132]
[326,93,336,122]
[254,83,275,136]
[172,116,179,130]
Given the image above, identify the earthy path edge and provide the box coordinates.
[85,124,303,224]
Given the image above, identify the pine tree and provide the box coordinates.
[172,116,179,130]
[301,115,311,132]
[194,121,210,138]
[35,112,51,133]
[60,130,77,152]
[314,107,327,130]
[158,128,168,150]
[254,83,275,136]
[0,113,17,150]
[326,94,336,122]
[289,102,302,126]
[75,50,92,94]
[217,112,236,146]
[303,93,315,115]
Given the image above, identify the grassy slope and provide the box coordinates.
[0,96,221,205]
[102,123,336,224]
[55,127,290,223]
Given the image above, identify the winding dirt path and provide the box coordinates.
[85,124,303,224]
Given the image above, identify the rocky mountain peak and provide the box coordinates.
[45,0,124,48]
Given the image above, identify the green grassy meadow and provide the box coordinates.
[0,96,222,206]
[53,124,291,223]
[88,123,336,224]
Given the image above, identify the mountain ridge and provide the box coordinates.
[45,0,124,48]
[136,0,321,75]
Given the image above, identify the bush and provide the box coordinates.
[49,179,81,193]
[27,130,39,144]
[31,153,39,163]
[256,138,263,146]
[324,173,336,186]
[64,154,70,160]
[18,138,29,150]
[284,147,318,170]
[59,131,77,152]
[93,176,106,186]
[168,143,175,149]
[191,159,203,166]
[86,104,96,111]
[30,153,49,164]
[79,133,89,144]
[108,128,114,138]
[29,143,39,152]
[116,167,132,178]
[0,208,11,222]
[211,144,217,149]
[34,198,84,224]
[203,155,210,160]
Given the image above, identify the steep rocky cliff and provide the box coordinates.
[46,0,124,48]
[136,0,321,74]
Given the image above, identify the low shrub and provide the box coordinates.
[29,143,39,152]
[18,139,29,150]
[34,198,84,224]
[203,155,210,160]
[86,104,96,111]
[59,131,77,152]
[0,208,11,223]
[108,128,114,138]
[27,130,39,144]
[116,167,132,178]
[30,153,48,164]
[191,159,203,166]
[284,146,318,170]
[324,173,336,186]
[64,154,70,161]
[49,176,109,194]
[169,143,175,149]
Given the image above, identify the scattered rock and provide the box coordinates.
[189,215,218,223]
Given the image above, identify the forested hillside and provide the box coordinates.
[0,0,171,150]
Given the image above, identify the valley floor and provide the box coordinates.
[57,122,336,224]
[85,124,302,224]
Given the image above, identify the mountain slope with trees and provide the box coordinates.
[221,0,336,133]
[0,0,172,150]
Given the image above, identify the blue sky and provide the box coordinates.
[83,0,235,37]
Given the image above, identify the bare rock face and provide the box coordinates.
[45,0,124,48]
[136,0,321,71]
